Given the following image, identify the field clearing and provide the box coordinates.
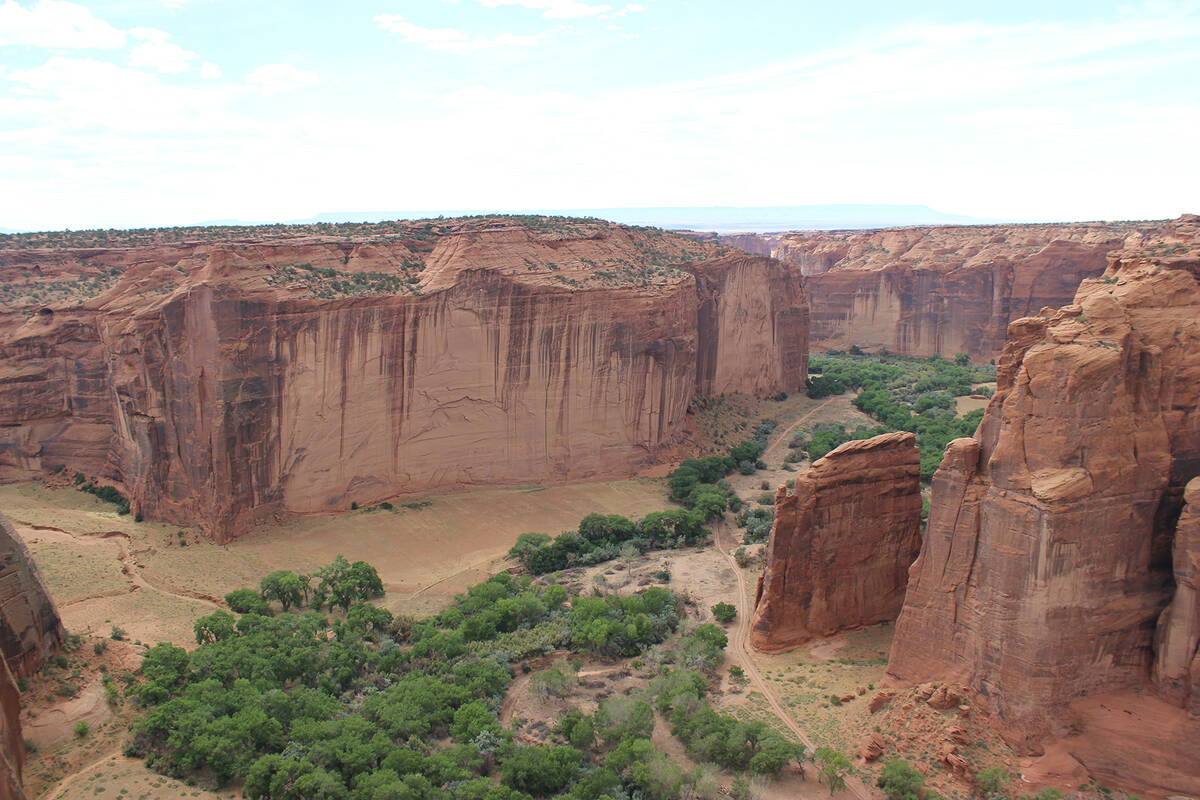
[2,476,675,646]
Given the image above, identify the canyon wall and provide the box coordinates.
[760,222,1160,360]
[885,215,1200,796]
[0,658,25,800]
[0,512,63,678]
[0,219,807,541]
[0,511,63,800]
[750,431,921,653]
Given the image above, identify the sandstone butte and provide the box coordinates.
[749,431,922,653]
[716,221,1168,360]
[0,217,808,542]
[0,510,65,800]
[885,214,1200,798]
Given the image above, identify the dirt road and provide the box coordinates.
[712,519,874,800]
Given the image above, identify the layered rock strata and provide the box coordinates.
[0,219,808,541]
[766,222,1162,360]
[885,215,1200,796]
[750,431,922,652]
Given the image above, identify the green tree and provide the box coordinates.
[260,570,306,611]
[816,747,851,794]
[501,745,581,796]
[710,602,737,624]
[225,588,273,616]
[974,766,1011,799]
[194,610,238,645]
[877,759,925,800]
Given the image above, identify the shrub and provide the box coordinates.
[74,721,89,738]
[711,602,737,624]
[877,759,925,800]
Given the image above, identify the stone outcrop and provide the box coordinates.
[0,658,26,800]
[0,218,808,541]
[0,510,61,800]
[1153,477,1200,714]
[885,215,1200,796]
[749,431,921,652]
[759,221,1163,360]
[0,512,63,678]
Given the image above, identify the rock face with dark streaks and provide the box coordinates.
[749,431,922,653]
[0,218,808,541]
[764,221,1162,360]
[885,215,1200,798]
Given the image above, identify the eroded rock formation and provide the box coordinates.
[885,215,1200,797]
[0,218,808,541]
[0,511,61,800]
[763,222,1163,359]
[0,658,25,800]
[1153,477,1200,714]
[749,431,921,652]
[0,513,63,678]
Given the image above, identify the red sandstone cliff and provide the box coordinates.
[0,218,808,541]
[885,215,1200,797]
[0,511,62,800]
[761,222,1162,360]
[750,431,921,653]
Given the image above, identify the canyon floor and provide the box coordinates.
[12,390,1009,800]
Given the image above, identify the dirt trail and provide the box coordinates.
[14,518,222,611]
[762,397,837,464]
[712,519,873,800]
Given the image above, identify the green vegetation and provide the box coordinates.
[803,352,995,479]
[265,261,425,298]
[653,668,803,775]
[73,474,131,515]
[877,759,925,800]
[735,504,774,544]
[121,557,802,799]
[815,747,851,793]
[710,602,737,624]
[0,267,123,306]
[507,511,710,575]
[974,766,1011,799]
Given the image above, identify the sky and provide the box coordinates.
[1,0,1198,231]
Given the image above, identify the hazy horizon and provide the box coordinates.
[2,1,1198,231]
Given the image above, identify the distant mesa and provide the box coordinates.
[718,220,1169,361]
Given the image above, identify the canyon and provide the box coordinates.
[749,431,922,653]
[0,218,808,542]
[710,221,1163,360]
[885,215,1200,797]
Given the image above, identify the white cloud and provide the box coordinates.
[128,27,195,74]
[199,61,222,79]
[245,63,318,94]
[0,0,125,49]
[614,3,644,15]
[473,0,611,18]
[374,14,540,53]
